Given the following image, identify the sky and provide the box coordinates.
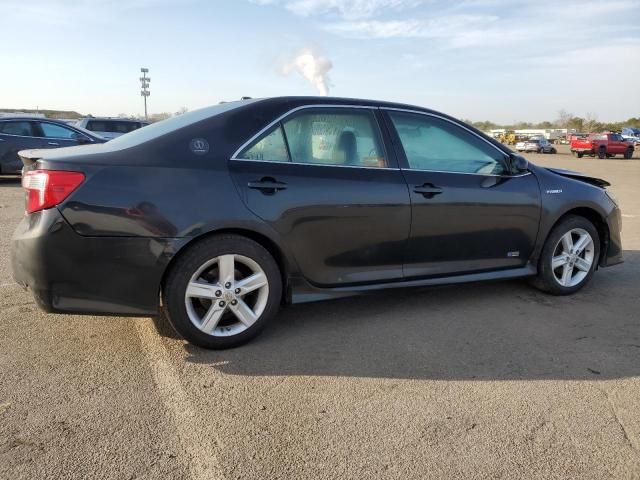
[1,0,639,123]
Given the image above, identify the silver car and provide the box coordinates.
[515,138,557,154]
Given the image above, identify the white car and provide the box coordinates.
[75,118,149,140]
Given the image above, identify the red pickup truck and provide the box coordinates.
[571,133,634,159]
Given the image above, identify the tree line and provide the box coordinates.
[467,110,640,133]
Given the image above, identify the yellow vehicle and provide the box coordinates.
[498,131,517,145]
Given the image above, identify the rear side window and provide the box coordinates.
[283,109,387,168]
[0,121,35,136]
[238,125,289,162]
[389,112,506,175]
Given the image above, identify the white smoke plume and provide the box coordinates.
[281,49,333,96]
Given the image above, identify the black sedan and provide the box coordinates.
[11,97,623,349]
[0,117,105,174]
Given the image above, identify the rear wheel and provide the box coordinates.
[550,148,557,154]
[624,148,633,159]
[531,215,600,295]
[598,147,606,159]
[162,235,282,349]
[576,152,584,158]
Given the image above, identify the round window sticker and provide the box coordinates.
[189,138,209,155]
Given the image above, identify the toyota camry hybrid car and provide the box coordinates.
[11,97,623,349]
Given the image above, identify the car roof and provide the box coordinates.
[0,116,70,122]
[249,95,440,114]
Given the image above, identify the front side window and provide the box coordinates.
[238,125,289,162]
[39,122,80,139]
[282,109,386,168]
[389,112,507,175]
[0,121,35,137]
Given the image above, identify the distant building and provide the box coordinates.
[0,112,45,118]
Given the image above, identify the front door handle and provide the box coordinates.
[247,177,287,195]
[413,183,443,198]
[47,142,59,146]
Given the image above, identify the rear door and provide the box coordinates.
[383,109,541,278]
[0,120,43,173]
[229,106,411,287]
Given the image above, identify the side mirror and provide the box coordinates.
[76,136,91,145]
[510,154,528,174]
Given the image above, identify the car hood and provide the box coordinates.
[545,167,610,188]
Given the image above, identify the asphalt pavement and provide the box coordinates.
[1,146,639,479]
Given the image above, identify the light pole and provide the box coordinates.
[140,68,150,120]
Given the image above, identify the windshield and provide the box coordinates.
[103,99,260,150]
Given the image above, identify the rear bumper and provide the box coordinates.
[11,208,182,316]
[571,148,594,153]
[602,205,623,267]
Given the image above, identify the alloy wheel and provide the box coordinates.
[185,254,269,337]
[551,228,595,287]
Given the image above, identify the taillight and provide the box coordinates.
[22,170,85,214]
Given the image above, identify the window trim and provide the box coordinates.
[231,104,397,170]
[382,107,530,178]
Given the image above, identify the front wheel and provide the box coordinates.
[576,152,584,158]
[598,148,606,159]
[162,235,282,349]
[624,148,633,159]
[531,215,600,295]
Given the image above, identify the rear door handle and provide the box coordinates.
[47,142,59,146]
[413,184,443,198]
[247,178,287,194]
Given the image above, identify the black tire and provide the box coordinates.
[624,148,633,159]
[531,215,600,295]
[550,148,557,154]
[162,234,282,349]
[576,152,584,158]
[598,147,606,159]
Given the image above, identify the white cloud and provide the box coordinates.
[251,0,423,19]
[324,15,499,41]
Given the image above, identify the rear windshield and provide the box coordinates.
[104,99,259,151]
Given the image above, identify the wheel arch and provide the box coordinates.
[543,207,610,267]
[160,227,294,304]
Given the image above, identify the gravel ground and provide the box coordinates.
[0,145,639,479]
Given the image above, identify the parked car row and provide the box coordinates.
[0,118,106,174]
[0,117,150,174]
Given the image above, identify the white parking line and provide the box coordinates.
[135,318,226,480]
[621,214,635,218]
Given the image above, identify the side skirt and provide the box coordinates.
[289,265,537,304]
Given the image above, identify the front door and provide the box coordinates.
[35,121,87,149]
[229,107,411,287]
[383,109,541,278]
